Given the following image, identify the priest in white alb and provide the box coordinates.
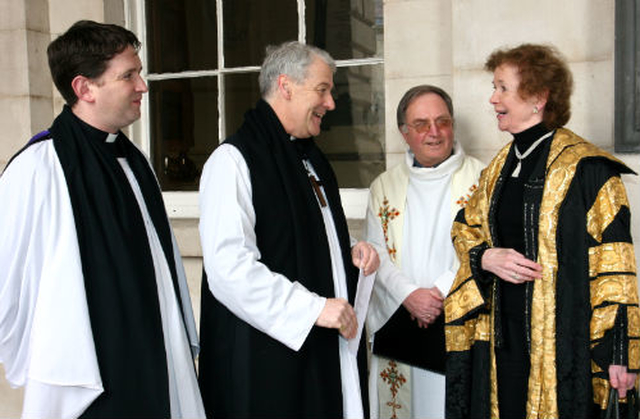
[365,85,484,419]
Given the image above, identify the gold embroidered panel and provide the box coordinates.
[525,129,591,419]
[592,377,610,408]
[630,337,640,370]
[451,221,486,249]
[590,273,638,308]
[445,279,485,323]
[445,315,490,352]
[589,242,637,279]
[629,306,640,338]
[586,177,629,243]
[590,304,619,341]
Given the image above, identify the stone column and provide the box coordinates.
[0,0,53,171]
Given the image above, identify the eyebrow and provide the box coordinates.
[410,115,451,123]
[118,66,143,77]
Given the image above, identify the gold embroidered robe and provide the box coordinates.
[445,128,639,419]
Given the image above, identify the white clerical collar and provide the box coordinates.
[106,133,118,143]
[405,142,464,180]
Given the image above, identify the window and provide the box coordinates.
[614,0,640,152]
[131,0,384,217]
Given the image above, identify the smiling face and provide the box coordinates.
[283,56,335,138]
[401,92,454,167]
[489,64,544,134]
[85,45,148,133]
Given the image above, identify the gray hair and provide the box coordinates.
[396,85,454,130]
[259,41,336,99]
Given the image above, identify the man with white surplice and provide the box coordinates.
[0,20,204,419]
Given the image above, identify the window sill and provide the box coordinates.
[163,188,370,220]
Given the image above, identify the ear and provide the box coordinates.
[71,75,96,104]
[534,89,549,111]
[399,126,411,142]
[277,74,292,100]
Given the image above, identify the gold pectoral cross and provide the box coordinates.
[308,175,327,207]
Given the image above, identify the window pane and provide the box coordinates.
[146,0,218,73]
[317,65,385,188]
[223,72,261,135]
[149,78,219,191]
[306,0,384,60]
[223,0,298,68]
[145,0,386,192]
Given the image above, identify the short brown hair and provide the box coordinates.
[396,85,454,129]
[484,43,573,129]
[47,20,141,107]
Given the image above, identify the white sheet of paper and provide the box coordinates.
[348,269,376,356]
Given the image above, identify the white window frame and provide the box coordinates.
[125,0,382,219]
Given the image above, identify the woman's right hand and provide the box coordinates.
[481,248,543,284]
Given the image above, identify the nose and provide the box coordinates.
[428,120,444,135]
[137,74,149,93]
[489,90,498,105]
[325,93,335,111]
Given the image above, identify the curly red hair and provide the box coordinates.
[485,43,573,129]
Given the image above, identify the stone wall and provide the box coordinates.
[1,0,638,416]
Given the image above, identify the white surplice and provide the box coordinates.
[0,139,203,419]
[199,143,363,418]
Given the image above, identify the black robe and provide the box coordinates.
[198,100,368,418]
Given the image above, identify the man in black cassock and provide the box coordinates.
[198,41,380,418]
[0,20,204,418]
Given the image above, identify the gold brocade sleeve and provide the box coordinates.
[587,175,640,408]
[446,147,507,328]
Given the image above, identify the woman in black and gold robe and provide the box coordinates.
[445,43,639,419]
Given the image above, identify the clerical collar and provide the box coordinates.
[64,105,120,145]
[405,142,464,180]
[412,151,453,168]
[61,106,126,157]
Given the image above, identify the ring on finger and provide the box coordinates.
[512,272,520,281]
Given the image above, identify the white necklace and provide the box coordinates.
[512,131,554,177]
